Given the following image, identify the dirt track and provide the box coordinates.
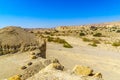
[47,36,120,80]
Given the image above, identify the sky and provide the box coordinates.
[0,0,120,28]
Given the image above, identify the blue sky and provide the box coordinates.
[0,0,120,28]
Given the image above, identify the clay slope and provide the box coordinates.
[0,26,43,55]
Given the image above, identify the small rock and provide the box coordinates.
[31,52,35,55]
[72,65,93,76]
[31,55,37,59]
[93,72,102,78]
[44,63,64,71]
[8,75,21,80]
[50,58,59,63]
[27,62,33,66]
[43,59,51,66]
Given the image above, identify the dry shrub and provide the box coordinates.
[82,38,91,42]
[21,66,27,70]
[27,62,33,66]
[31,55,37,59]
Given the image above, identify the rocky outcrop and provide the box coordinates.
[43,63,64,71]
[72,65,93,76]
[26,64,103,80]
[14,58,62,80]
[21,61,45,80]
[7,57,104,80]
[93,73,102,78]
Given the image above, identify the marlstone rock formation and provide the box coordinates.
[55,22,120,31]
[26,61,103,80]
[0,26,46,58]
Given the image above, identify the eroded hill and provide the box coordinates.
[0,26,45,56]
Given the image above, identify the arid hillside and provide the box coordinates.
[0,26,45,56]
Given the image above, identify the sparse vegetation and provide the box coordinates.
[27,62,33,66]
[91,39,100,44]
[82,38,91,42]
[45,31,50,35]
[31,52,35,55]
[31,55,37,59]
[21,66,27,70]
[79,32,85,36]
[82,37,100,47]
[93,33,102,37]
[90,26,97,31]
[89,43,97,47]
[47,36,54,42]
[63,42,73,48]
[112,42,120,47]
[116,30,120,33]
[46,36,73,48]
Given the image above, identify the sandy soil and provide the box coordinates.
[0,52,31,79]
[46,36,120,80]
[0,51,40,80]
[0,36,120,80]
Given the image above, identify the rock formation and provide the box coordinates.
[55,22,120,31]
[26,62,103,80]
[0,26,46,58]
[72,65,93,76]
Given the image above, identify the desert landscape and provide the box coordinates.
[0,22,120,80]
[1,0,120,80]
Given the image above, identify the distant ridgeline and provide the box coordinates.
[0,26,46,57]
[25,22,120,38]
[55,22,120,31]
[26,22,120,34]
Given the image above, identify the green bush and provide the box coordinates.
[47,36,54,42]
[0,51,3,56]
[59,39,66,44]
[46,36,73,48]
[50,34,54,36]
[45,31,50,34]
[31,55,37,59]
[90,26,97,31]
[91,39,100,44]
[79,32,85,36]
[27,62,33,66]
[93,33,102,37]
[112,42,120,47]
[112,29,115,31]
[54,38,66,44]
[116,30,120,33]
[82,38,91,42]
[63,43,73,48]
[89,43,97,47]
[21,66,27,70]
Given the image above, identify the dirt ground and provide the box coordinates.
[46,36,120,80]
[0,36,120,80]
[0,52,31,79]
[0,51,42,80]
